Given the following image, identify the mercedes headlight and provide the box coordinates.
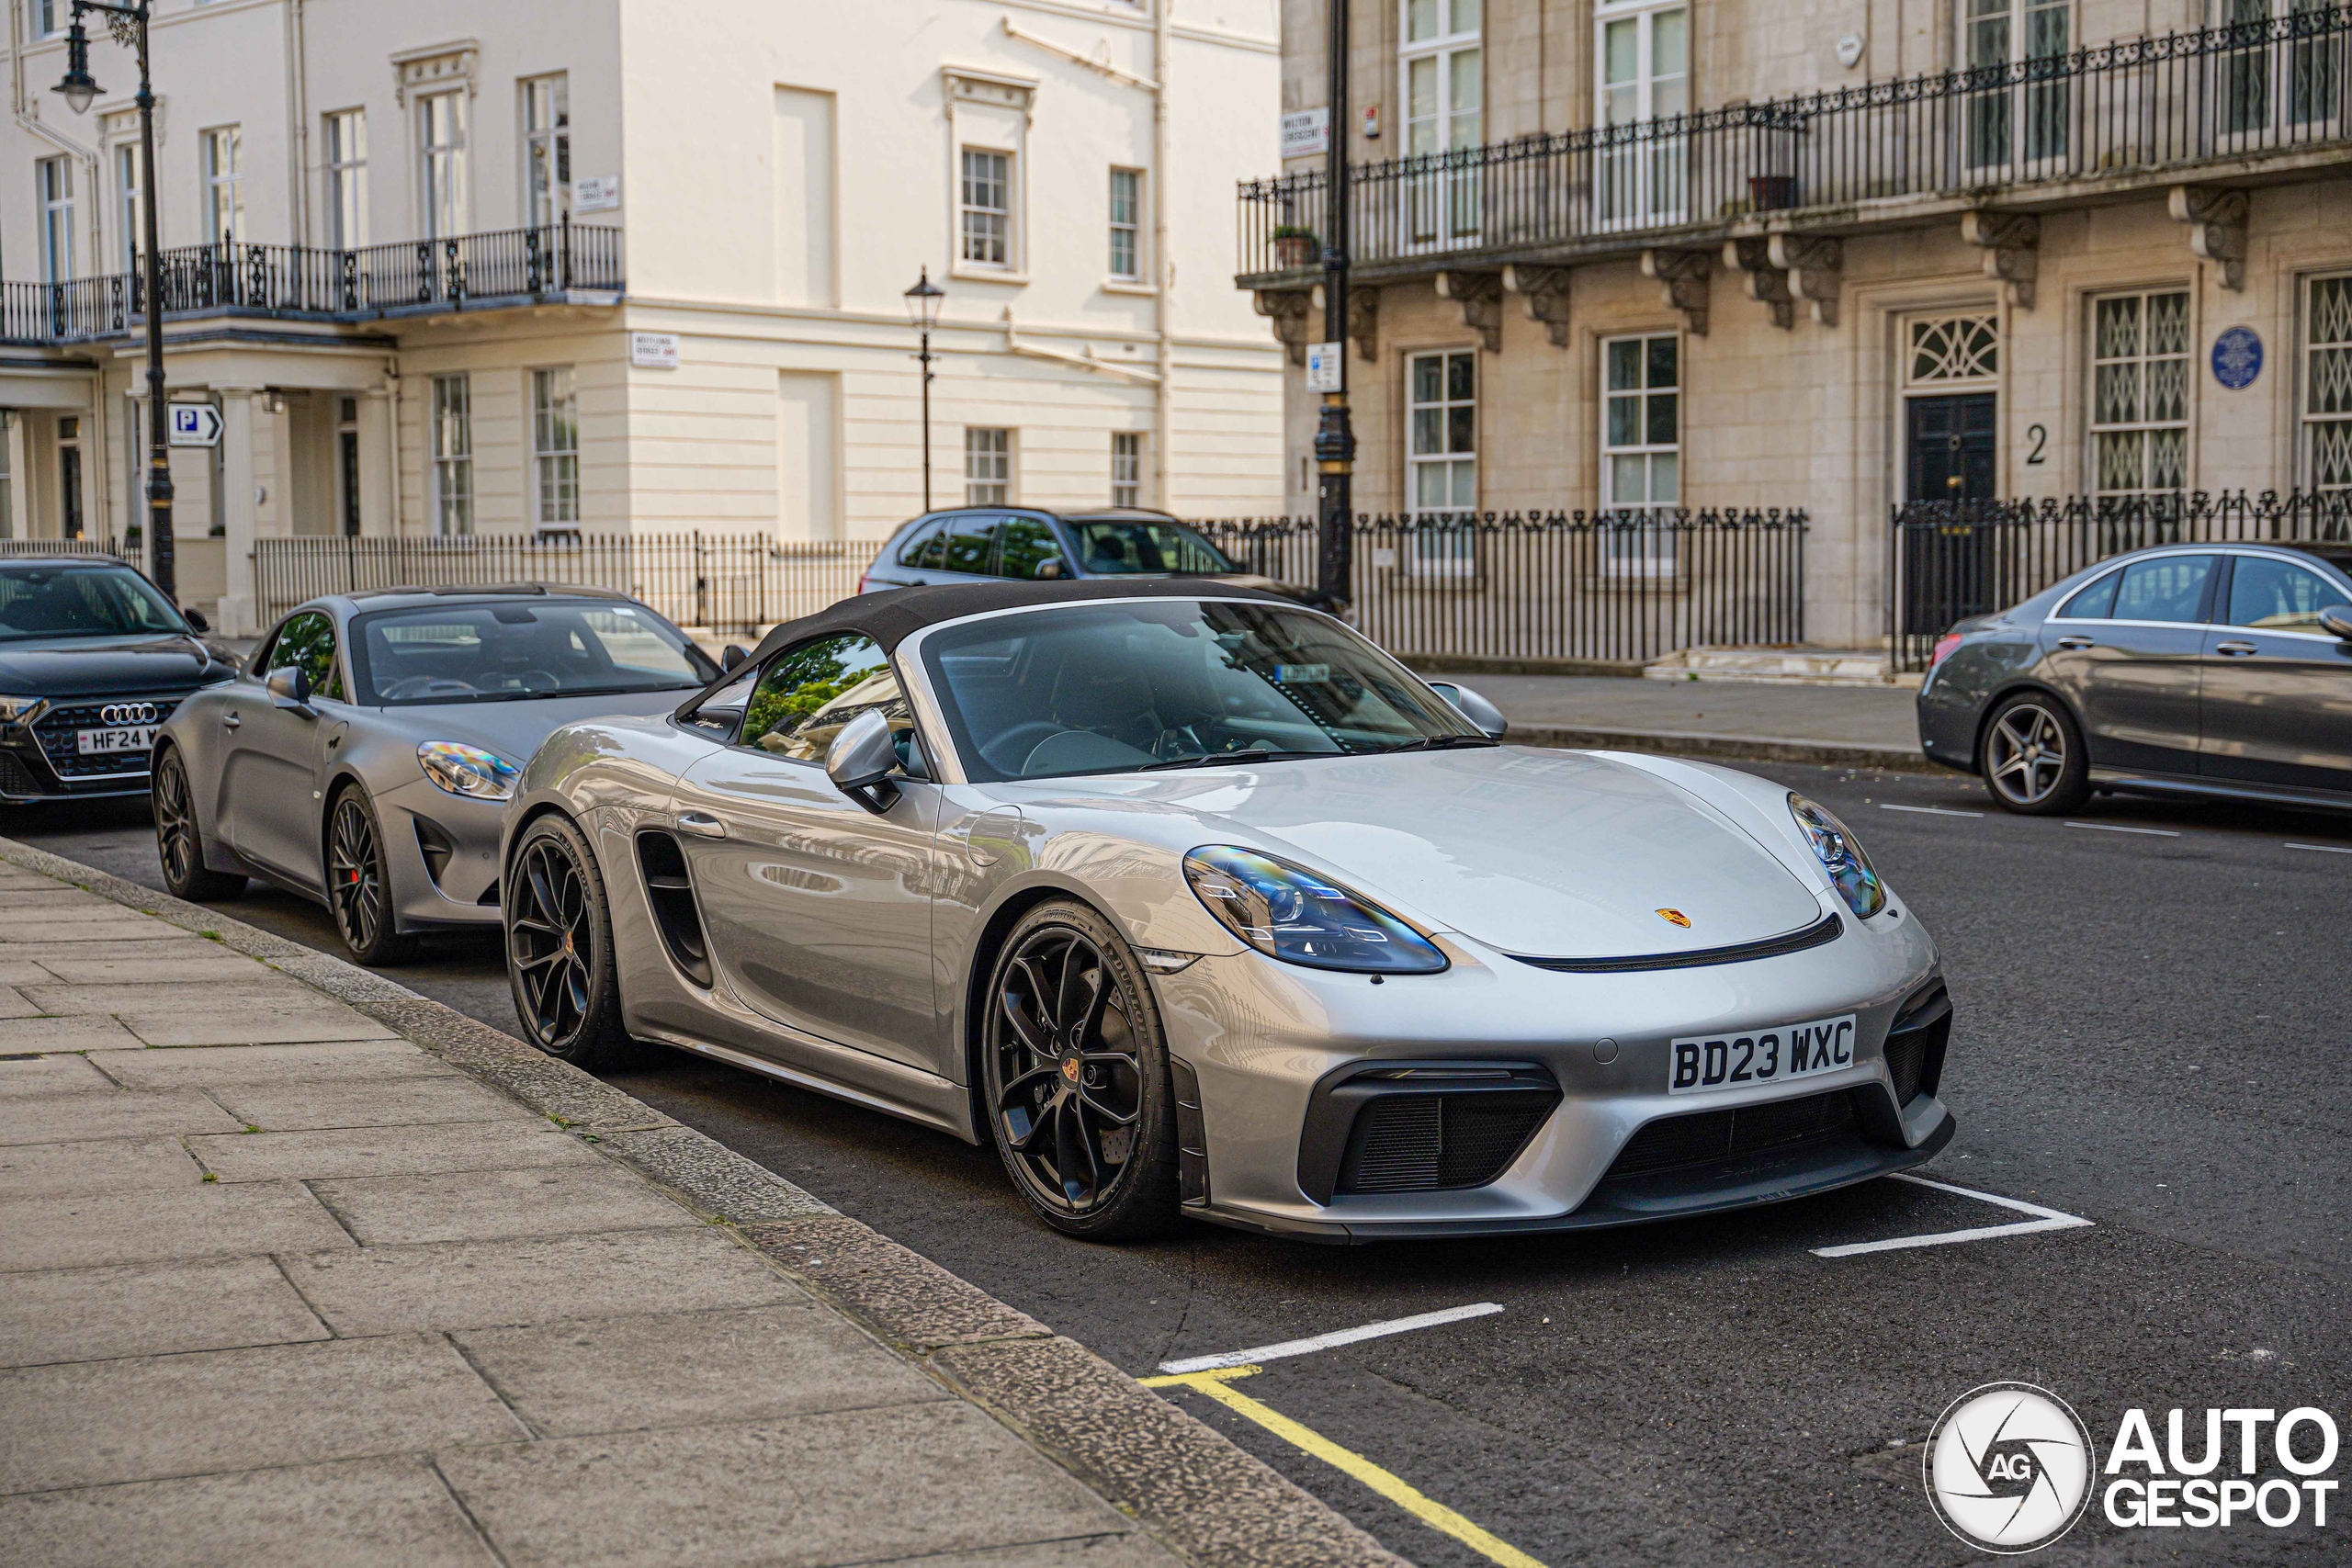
[1788,793,1885,919]
[417,741,521,802]
[1183,846,1446,974]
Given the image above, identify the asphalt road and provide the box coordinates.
[12,761,2351,1567]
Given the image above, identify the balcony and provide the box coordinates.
[0,222,625,346]
[1238,10,2352,291]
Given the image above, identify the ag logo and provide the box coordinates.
[1925,1382,2095,1553]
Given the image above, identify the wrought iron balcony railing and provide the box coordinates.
[1240,8,2352,280]
[0,221,624,344]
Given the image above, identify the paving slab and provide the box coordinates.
[281,1228,806,1335]
[0,938,244,964]
[0,888,116,910]
[0,902,148,928]
[28,951,276,982]
[0,1014,147,1055]
[119,1001,401,1048]
[87,1039,458,1090]
[0,1134,205,1198]
[0,920,211,943]
[453,1303,945,1438]
[435,1404,1157,1568]
[0,984,37,1018]
[188,1120,600,1183]
[19,978,330,1015]
[0,1086,238,1145]
[0,956,55,983]
[0,1255,329,1368]
[311,1164,700,1247]
[0,1454,500,1568]
[0,1333,526,1494]
[0,1180,354,1272]
[904,1541,1188,1568]
[0,1053,117,1097]
[209,1074,532,1132]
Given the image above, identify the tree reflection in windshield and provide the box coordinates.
[0,565,186,642]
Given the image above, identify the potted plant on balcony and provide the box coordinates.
[1272,226,1319,269]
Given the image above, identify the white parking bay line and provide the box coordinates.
[2065,820,2180,837]
[1157,1302,1505,1374]
[2287,842,2352,855]
[1812,1173,2093,1259]
[1878,804,1983,818]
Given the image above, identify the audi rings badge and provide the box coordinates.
[99,703,161,727]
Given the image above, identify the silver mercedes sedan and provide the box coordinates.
[153,586,721,963]
[503,581,1955,1242]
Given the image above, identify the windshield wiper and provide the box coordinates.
[1377,735,1500,754]
[1136,748,1333,772]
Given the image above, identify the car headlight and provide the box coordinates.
[1788,793,1885,919]
[0,695,42,724]
[417,741,521,802]
[1182,846,1447,974]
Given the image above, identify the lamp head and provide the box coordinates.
[53,18,100,115]
[903,266,945,331]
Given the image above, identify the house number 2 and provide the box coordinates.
[2025,424,2049,465]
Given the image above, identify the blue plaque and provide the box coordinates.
[2211,326,2263,390]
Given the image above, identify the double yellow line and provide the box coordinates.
[1141,1365,1549,1568]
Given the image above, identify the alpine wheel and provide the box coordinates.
[326,786,420,964]
[152,745,244,901]
[981,900,1180,1241]
[505,813,636,1070]
[1981,693,2090,816]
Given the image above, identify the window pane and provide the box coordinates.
[1611,452,1647,504]
[1604,17,1638,87]
[2096,295,2141,359]
[1407,0,1439,43]
[943,518,1001,575]
[1412,407,1443,456]
[1645,391,1678,446]
[999,518,1061,580]
[1652,8,1688,77]
[1448,0,1480,34]
[1645,334,1678,390]
[1414,354,1444,403]
[2112,555,2213,622]
[1648,452,1679,505]
[1606,337,1641,391]
[2056,570,2120,619]
[1447,405,1474,455]
[741,634,902,761]
[2227,557,2351,630]
[1447,351,1475,401]
[1607,393,1640,448]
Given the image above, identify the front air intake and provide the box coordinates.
[634,831,713,988]
[1604,1089,1857,1181]
[1883,982,1951,1108]
[1333,1081,1561,1196]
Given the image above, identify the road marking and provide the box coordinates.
[1877,804,1983,818]
[2064,821,2180,837]
[1143,1366,1549,1568]
[1157,1303,1504,1374]
[2286,841,2352,855]
[1813,1172,2094,1258]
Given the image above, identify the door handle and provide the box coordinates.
[2055,636,2095,650]
[2214,640,2258,657]
[221,711,241,730]
[674,811,727,840]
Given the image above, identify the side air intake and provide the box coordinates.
[635,831,713,988]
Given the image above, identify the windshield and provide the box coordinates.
[0,563,186,642]
[920,599,1484,782]
[349,600,717,705]
[1065,517,1238,576]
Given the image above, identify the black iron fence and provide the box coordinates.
[0,222,624,344]
[1889,491,2352,670]
[1241,7,2352,276]
[0,536,124,560]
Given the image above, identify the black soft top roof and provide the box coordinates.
[679,580,1297,716]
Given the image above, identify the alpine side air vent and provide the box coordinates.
[635,830,713,988]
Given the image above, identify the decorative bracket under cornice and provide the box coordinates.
[1434,271,1505,352]
[1252,288,1313,367]
[1768,234,1843,327]
[2168,186,2248,291]
[1960,211,2039,310]
[1641,249,1713,337]
[1720,240,1793,330]
[1501,265,1573,347]
[1307,282,1380,361]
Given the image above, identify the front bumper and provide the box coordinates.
[0,693,198,803]
[1157,891,1953,1241]
[369,775,508,931]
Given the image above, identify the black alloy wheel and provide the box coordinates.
[326,787,419,964]
[1981,693,2090,815]
[982,900,1179,1240]
[152,745,244,901]
[505,814,635,1069]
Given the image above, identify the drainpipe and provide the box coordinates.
[285,0,309,243]
[10,0,104,294]
[1152,0,1171,509]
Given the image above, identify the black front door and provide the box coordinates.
[1905,393,1997,501]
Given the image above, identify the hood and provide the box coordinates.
[353,687,700,763]
[0,634,238,698]
[1019,747,1825,959]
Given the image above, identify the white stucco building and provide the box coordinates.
[0,0,1285,633]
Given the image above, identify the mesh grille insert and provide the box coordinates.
[1606,1090,1856,1181]
[1338,1089,1558,1195]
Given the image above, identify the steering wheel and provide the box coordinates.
[980,720,1067,774]
[381,676,480,700]
[505,669,562,694]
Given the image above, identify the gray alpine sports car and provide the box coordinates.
[503,581,1954,1242]
[153,586,720,963]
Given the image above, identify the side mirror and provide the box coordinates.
[1035,558,1065,581]
[825,707,904,814]
[182,607,210,634]
[1426,680,1508,739]
[721,644,750,672]
[2323,606,2352,642]
[266,665,315,716]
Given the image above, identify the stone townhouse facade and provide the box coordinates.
[1247,1,2352,649]
[0,0,1284,634]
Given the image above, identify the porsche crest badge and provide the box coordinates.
[1656,908,1692,928]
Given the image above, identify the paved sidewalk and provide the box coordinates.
[1464,674,1934,772]
[0,840,1401,1568]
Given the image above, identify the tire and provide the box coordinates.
[1980,692,2091,816]
[979,899,1182,1241]
[325,786,422,965]
[152,744,246,901]
[504,813,638,1071]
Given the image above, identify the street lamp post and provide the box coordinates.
[55,1,175,603]
[1314,0,1355,610]
[903,268,945,513]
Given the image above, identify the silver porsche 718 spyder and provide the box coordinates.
[153,586,721,964]
[503,581,1954,1242]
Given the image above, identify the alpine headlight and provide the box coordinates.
[417,741,521,802]
[1788,793,1884,919]
[1182,846,1447,974]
